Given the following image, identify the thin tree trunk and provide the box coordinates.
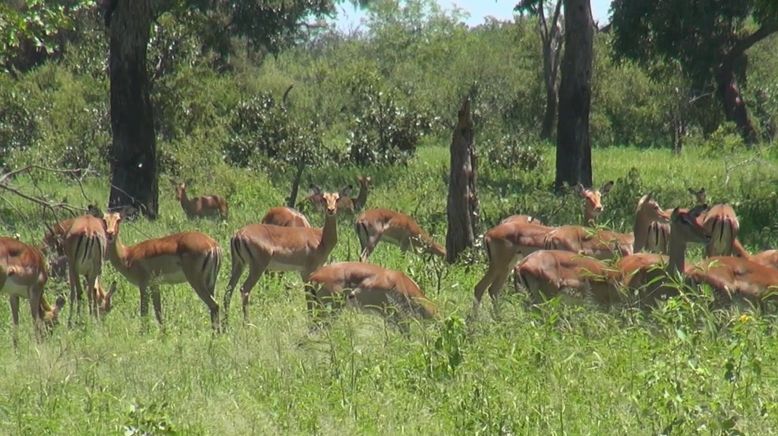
[446,97,479,263]
[555,0,593,191]
[287,163,305,208]
[539,0,563,140]
[106,0,158,218]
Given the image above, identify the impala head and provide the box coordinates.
[102,211,123,243]
[636,193,671,223]
[670,206,711,244]
[42,295,67,327]
[322,188,347,216]
[688,187,707,205]
[175,182,187,200]
[576,181,614,222]
[96,281,118,316]
[357,175,372,189]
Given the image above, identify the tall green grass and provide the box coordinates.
[0,144,777,434]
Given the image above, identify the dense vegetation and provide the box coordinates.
[2,0,778,433]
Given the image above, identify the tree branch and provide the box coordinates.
[725,21,778,62]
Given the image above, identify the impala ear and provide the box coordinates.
[340,185,353,197]
[575,183,586,196]
[600,180,614,196]
[309,184,322,196]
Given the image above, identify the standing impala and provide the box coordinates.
[472,220,556,314]
[62,215,112,323]
[260,207,311,228]
[632,193,671,254]
[223,189,346,322]
[175,182,229,220]
[1,237,66,343]
[306,262,436,333]
[102,212,222,331]
[337,175,372,215]
[354,208,446,261]
[688,187,740,256]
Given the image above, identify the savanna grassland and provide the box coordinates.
[2,144,778,435]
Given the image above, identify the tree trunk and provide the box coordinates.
[555,0,593,192]
[287,163,305,208]
[539,0,563,140]
[716,58,757,145]
[446,97,479,263]
[106,0,158,218]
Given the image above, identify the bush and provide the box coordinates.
[482,133,545,171]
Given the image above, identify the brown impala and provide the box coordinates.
[354,208,446,261]
[175,182,229,220]
[1,237,66,344]
[306,262,437,333]
[260,207,311,228]
[102,212,222,331]
[223,188,347,322]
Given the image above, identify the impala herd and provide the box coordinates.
[2,175,778,344]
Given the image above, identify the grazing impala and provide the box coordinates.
[223,189,346,322]
[175,182,229,220]
[62,215,110,323]
[472,220,556,313]
[1,237,66,343]
[306,262,437,332]
[354,208,446,261]
[102,212,222,331]
[544,226,634,260]
[260,207,311,228]
[337,175,372,215]
[577,181,614,224]
[515,250,620,306]
[688,187,740,256]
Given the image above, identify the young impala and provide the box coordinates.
[175,182,229,220]
[223,188,346,322]
[306,262,436,333]
[337,175,372,215]
[577,181,614,224]
[1,237,66,344]
[354,208,446,261]
[102,212,222,331]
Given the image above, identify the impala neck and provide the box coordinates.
[180,189,190,206]
[667,234,687,276]
[633,214,651,252]
[107,235,131,276]
[318,213,338,254]
[355,184,369,210]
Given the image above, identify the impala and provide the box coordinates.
[260,207,311,228]
[354,208,446,261]
[544,226,634,260]
[577,181,614,224]
[223,189,345,322]
[102,212,222,331]
[337,175,372,215]
[306,262,436,333]
[175,182,229,220]
[42,204,102,255]
[62,215,111,323]
[686,256,778,307]
[689,187,740,256]
[1,237,66,343]
[614,205,710,305]
[515,250,620,306]
[731,239,778,269]
[632,193,671,254]
[472,220,556,313]
[499,214,542,225]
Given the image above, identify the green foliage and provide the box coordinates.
[482,132,545,170]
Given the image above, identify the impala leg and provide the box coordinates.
[184,258,221,332]
[240,261,267,323]
[9,296,20,348]
[85,274,96,317]
[150,286,163,326]
[488,268,513,321]
[67,266,81,326]
[359,233,382,262]
[139,284,150,319]
[222,258,246,324]
[29,284,44,342]
[472,261,507,315]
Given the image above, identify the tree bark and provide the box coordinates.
[446,97,479,263]
[555,0,593,192]
[106,0,158,218]
[539,0,563,140]
[716,58,757,145]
